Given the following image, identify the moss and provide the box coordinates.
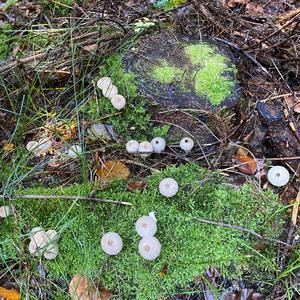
[38,0,74,16]
[0,164,284,299]
[184,44,237,105]
[0,24,12,60]
[152,60,183,84]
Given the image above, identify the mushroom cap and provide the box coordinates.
[138,141,153,157]
[31,230,49,249]
[0,205,13,218]
[27,138,52,156]
[135,216,157,237]
[151,137,166,153]
[45,229,59,243]
[97,77,112,90]
[138,236,161,260]
[179,137,194,152]
[28,239,38,254]
[159,178,179,197]
[68,144,83,158]
[101,232,123,255]
[44,243,59,260]
[90,124,109,139]
[30,227,44,238]
[26,141,38,152]
[111,94,126,110]
[148,211,157,223]
[267,166,290,187]
[126,140,139,153]
[102,85,118,99]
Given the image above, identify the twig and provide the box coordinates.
[291,189,300,226]
[0,194,132,206]
[191,217,292,248]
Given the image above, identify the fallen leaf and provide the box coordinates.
[96,161,130,180]
[226,0,250,8]
[284,94,300,113]
[0,287,20,300]
[99,288,113,300]
[233,149,257,175]
[127,180,147,192]
[69,274,99,300]
[158,265,168,277]
[245,2,264,15]
[3,143,14,152]
[83,44,98,53]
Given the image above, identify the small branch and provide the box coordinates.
[291,188,300,226]
[191,217,292,248]
[0,194,132,206]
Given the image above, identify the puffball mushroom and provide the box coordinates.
[138,236,161,261]
[126,140,139,154]
[89,123,109,140]
[0,205,13,218]
[135,216,157,237]
[101,232,123,255]
[97,77,112,90]
[267,166,290,187]
[44,244,59,260]
[151,137,166,154]
[138,141,153,158]
[179,137,194,154]
[68,144,82,158]
[159,178,179,198]
[27,138,52,157]
[102,84,118,99]
[45,229,59,243]
[111,94,126,110]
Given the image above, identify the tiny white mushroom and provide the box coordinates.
[135,216,157,237]
[28,239,38,254]
[26,141,38,152]
[31,230,49,249]
[111,94,126,110]
[68,145,82,158]
[45,229,59,243]
[126,140,139,154]
[151,137,166,154]
[89,124,109,140]
[27,138,52,157]
[102,84,118,99]
[43,244,59,260]
[30,227,44,238]
[267,166,290,187]
[97,77,112,90]
[159,178,179,198]
[0,205,13,218]
[148,211,157,223]
[101,232,123,256]
[138,236,161,261]
[138,141,153,158]
[179,137,194,154]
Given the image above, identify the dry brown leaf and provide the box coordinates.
[245,3,264,15]
[99,288,113,300]
[284,94,300,113]
[226,0,250,8]
[83,44,98,53]
[3,143,14,152]
[0,287,20,300]
[233,149,257,175]
[96,161,130,180]
[127,180,147,192]
[69,274,98,300]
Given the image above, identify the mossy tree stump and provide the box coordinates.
[124,31,240,110]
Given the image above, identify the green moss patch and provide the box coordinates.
[152,60,184,84]
[0,164,284,299]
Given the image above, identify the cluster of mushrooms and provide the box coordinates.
[100,177,179,260]
[28,227,59,260]
[0,205,14,218]
[97,77,126,111]
[126,136,194,157]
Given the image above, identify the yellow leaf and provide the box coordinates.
[96,161,130,180]
[0,287,20,300]
[3,143,14,152]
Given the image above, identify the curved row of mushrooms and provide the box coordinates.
[97,77,126,111]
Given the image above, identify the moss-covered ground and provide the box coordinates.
[1,164,284,299]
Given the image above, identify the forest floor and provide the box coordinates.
[0,0,300,299]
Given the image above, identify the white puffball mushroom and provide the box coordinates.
[151,137,166,154]
[148,211,157,223]
[179,137,194,154]
[101,232,123,256]
[267,166,290,187]
[111,94,126,110]
[26,141,38,152]
[89,123,110,140]
[28,239,38,254]
[27,138,52,156]
[30,227,44,238]
[126,140,139,154]
[31,230,48,249]
[102,84,118,99]
[135,216,157,237]
[68,145,82,158]
[138,141,153,158]
[97,77,112,90]
[138,236,161,261]
[43,244,59,260]
[45,229,59,243]
[0,205,13,218]
[159,178,179,198]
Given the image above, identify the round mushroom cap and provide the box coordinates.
[135,216,157,237]
[30,227,44,238]
[0,205,13,218]
[138,236,161,260]
[31,230,49,249]
[267,166,290,187]
[179,137,194,152]
[138,141,153,157]
[97,77,112,90]
[44,244,59,260]
[111,94,126,110]
[68,144,83,158]
[45,229,59,243]
[28,238,38,254]
[101,232,123,255]
[90,124,109,139]
[26,141,38,152]
[102,85,118,99]
[151,137,166,153]
[159,178,179,197]
[126,140,139,154]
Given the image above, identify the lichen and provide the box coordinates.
[152,60,183,84]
